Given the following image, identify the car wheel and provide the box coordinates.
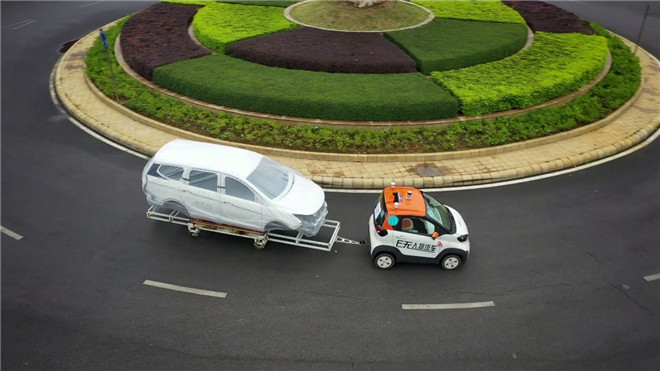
[163,201,190,217]
[374,253,395,269]
[441,254,462,270]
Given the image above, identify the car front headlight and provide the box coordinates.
[294,202,328,236]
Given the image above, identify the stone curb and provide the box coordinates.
[53,20,660,189]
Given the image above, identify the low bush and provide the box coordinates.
[120,3,211,80]
[164,1,298,8]
[413,0,526,24]
[385,18,528,74]
[86,14,640,154]
[227,27,418,74]
[192,2,297,54]
[152,54,458,121]
[503,0,594,34]
[432,32,608,115]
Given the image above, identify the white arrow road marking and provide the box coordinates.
[143,280,227,298]
[643,273,660,282]
[1,226,24,240]
[402,301,495,310]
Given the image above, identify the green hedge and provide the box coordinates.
[385,18,528,74]
[432,32,609,116]
[85,19,640,153]
[413,0,526,24]
[192,2,297,53]
[152,54,458,121]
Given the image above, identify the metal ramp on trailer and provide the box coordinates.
[146,206,361,252]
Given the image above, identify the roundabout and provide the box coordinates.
[2,1,659,369]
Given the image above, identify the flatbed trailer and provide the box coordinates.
[146,206,363,252]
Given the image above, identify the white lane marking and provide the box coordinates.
[143,280,227,298]
[49,68,150,160]
[1,226,24,240]
[326,127,660,193]
[12,19,36,30]
[80,2,102,7]
[402,301,495,310]
[643,273,660,282]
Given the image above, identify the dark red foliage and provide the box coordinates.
[503,1,594,35]
[120,1,595,78]
[120,3,212,80]
[226,27,418,74]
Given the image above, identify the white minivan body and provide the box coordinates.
[141,139,327,236]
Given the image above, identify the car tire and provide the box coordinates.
[163,201,190,217]
[374,253,395,270]
[440,254,462,270]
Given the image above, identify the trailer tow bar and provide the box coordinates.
[335,237,367,246]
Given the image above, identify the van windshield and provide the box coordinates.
[246,157,291,199]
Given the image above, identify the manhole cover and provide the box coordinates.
[409,163,447,177]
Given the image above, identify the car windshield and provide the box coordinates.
[423,193,452,231]
[246,157,291,199]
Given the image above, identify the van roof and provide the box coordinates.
[153,139,264,179]
[382,186,426,217]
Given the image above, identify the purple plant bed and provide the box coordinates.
[119,1,596,80]
[503,0,594,35]
[120,3,211,80]
[226,27,418,74]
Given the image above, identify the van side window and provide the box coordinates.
[189,170,217,192]
[225,177,255,201]
[157,165,183,180]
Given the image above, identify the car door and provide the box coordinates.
[390,216,443,259]
[186,169,222,222]
[218,175,264,231]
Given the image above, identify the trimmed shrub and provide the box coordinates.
[503,0,594,34]
[227,27,417,74]
[192,2,297,53]
[413,0,526,24]
[432,32,608,115]
[385,18,528,74]
[86,13,641,154]
[153,54,458,121]
[164,1,298,7]
[120,3,211,80]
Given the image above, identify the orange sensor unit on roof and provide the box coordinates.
[383,186,426,217]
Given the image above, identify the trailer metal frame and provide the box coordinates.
[146,206,363,251]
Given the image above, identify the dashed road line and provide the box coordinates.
[1,226,24,240]
[10,19,36,30]
[402,301,495,310]
[643,273,660,282]
[143,280,227,298]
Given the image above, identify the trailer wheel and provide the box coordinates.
[374,253,395,269]
[253,237,267,250]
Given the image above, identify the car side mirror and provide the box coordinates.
[431,231,440,240]
[376,225,388,237]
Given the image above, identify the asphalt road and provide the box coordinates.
[2,1,659,369]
